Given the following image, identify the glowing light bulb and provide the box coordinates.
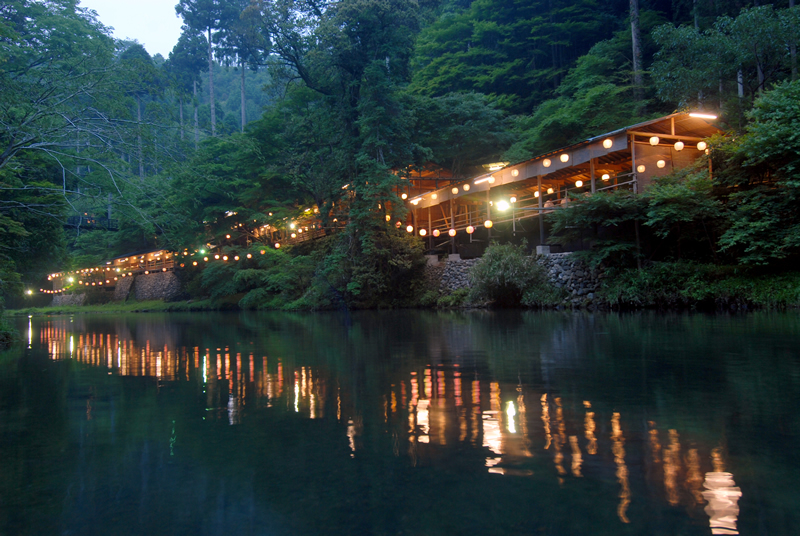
[650,136,660,146]
[484,220,493,228]
[419,229,427,236]
[657,160,666,168]
[560,154,569,163]
[448,229,456,237]
[543,159,551,168]
[603,138,613,149]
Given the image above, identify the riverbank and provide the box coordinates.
[6,299,224,317]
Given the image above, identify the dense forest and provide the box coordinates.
[2,0,800,325]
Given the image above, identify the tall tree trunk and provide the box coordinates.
[179,94,185,141]
[630,0,643,105]
[240,60,246,133]
[792,0,797,80]
[208,27,216,137]
[193,80,199,151]
[136,94,144,181]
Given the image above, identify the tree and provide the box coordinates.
[165,29,209,148]
[176,0,227,137]
[0,0,118,170]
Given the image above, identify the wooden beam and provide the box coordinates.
[628,130,704,142]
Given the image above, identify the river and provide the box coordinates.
[1,310,799,535]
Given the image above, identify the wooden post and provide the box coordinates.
[631,134,638,195]
[486,189,491,240]
[538,175,544,246]
[428,206,432,250]
[450,198,455,253]
[590,158,596,194]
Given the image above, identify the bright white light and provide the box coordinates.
[560,154,569,163]
[497,201,510,211]
[603,138,613,149]
[543,159,552,168]
[506,401,517,434]
[690,112,718,120]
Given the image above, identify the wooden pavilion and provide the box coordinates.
[401,112,720,254]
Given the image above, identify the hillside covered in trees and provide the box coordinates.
[3,0,800,322]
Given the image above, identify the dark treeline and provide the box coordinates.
[2,0,800,321]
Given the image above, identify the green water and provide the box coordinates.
[1,310,799,535]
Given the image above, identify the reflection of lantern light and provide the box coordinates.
[535,191,540,198]
[657,160,666,168]
[603,138,613,149]
[543,158,551,167]
[575,180,583,187]
[488,176,496,184]
[466,225,475,234]
[674,141,685,151]
[452,187,459,194]
[406,225,414,233]
[419,229,427,236]
[637,165,646,173]
[433,229,440,237]
[602,174,610,181]
[697,141,708,151]
[484,220,493,228]
[547,187,554,194]
[432,193,438,199]
[650,136,660,146]
[448,229,457,237]
[560,154,569,163]
[511,169,519,177]
[401,193,408,199]
[463,184,470,191]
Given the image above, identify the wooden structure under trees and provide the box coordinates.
[401,112,721,253]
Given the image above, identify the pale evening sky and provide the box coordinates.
[79,0,184,58]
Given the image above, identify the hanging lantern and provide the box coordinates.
[466,225,475,234]
[463,184,470,191]
[395,221,402,228]
[657,160,666,168]
[432,229,441,237]
[560,154,569,163]
[575,180,583,188]
[510,196,517,203]
[543,158,552,168]
[487,176,496,184]
[406,225,414,233]
[226,234,231,239]
[260,250,266,255]
[419,229,427,236]
[401,193,408,200]
[534,191,540,198]
[432,193,438,200]
[291,233,297,238]
[222,256,228,261]
[649,136,660,146]
[603,138,613,149]
[246,253,252,259]
[511,169,519,177]
[385,214,391,222]
[547,187,555,194]
[452,187,459,194]
[697,141,708,151]
[214,254,220,259]
[234,256,239,261]
[448,229,457,237]
[193,261,198,266]
[274,243,281,249]
[637,165,646,173]
[484,220,493,228]
[674,141,685,151]
[602,174,610,181]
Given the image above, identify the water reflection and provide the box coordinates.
[9,310,796,535]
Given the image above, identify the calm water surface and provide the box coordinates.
[1,310,799,535]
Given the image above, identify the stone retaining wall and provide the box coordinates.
[52,293,87,306]
[114,276,134,301]
[427,252,602,307]
[133,271,181,301]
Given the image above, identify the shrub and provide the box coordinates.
[468,241,551,307]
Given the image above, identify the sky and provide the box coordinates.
[79,0,184,58]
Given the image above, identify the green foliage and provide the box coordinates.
[436,288,469,308]
[468,241,550,307]
[601,262,800,310]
